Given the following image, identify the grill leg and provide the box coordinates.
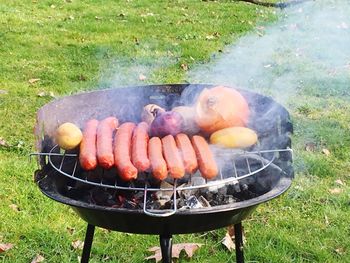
[160,234,172,263]
[234,223,244,263]
[81,224,95,263]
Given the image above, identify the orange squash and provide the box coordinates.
[195,86,250,134]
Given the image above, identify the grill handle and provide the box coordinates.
[143,180,178,217]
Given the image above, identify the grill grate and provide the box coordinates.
[32,145,292,217]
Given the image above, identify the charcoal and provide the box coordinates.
[198,196,211,207]
[186,196,203,209]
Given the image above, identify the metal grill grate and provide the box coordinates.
[32,145,291,217]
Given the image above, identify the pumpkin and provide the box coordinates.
[195,86,250,134]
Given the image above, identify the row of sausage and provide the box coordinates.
[79,117,218,181]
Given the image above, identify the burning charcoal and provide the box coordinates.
[91,188,116,206]
[155,181,173,200]
[218,186,227,196]
[198,196,211,208]
[186,196,203,209]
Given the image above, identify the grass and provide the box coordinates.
[0,0,349,263]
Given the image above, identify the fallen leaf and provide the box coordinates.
[29,78,40,84]
[335,247,345,255]
[31,254,45,263]
[305,142,316,152]
[0,90,8,95]
[9,204,20,212]
[329,188,343,194]
[322,148,330,156]
[0,138,8,147]
[0,243,14,253]
[335,179,344,186]
[145,243,202,262]
[205,35,215,40]
[324,215,329,226]
[37,91,55,98]
[71,240,84,250]
[180,63,188,71]
[221,232,235,252]
[139,74,147,81]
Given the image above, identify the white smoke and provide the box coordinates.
[187,0,350,106]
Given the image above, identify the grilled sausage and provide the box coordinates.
[96,117,119,169]
[191,135,218,179]
[162,135,185,179]
[148,137,168,180]
[79,119,99,170]
[175,133,198,174]
[131,122,150,172]
[114,122,138,181]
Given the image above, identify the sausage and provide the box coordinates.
[131,122,150,172]
[79,119,99,170]
[175,133,198,174]
[162,135,185,179]
[148,137,168,180]
[96,117,119,169]
[191,135,218,179]
[114,122,138,181]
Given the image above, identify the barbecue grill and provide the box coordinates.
[32,84,293,263]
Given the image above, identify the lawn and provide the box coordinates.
[0,0,349,263]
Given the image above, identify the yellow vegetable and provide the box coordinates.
[209,127,258,148]
[55,122,83,150]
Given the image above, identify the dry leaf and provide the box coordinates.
[0,90,8,95]
[9,204,20,212]
[145,243,202,262]
[71,240,84,250]
[324,215,329,226]
[335,247,345,255]
[206,35,215,40]
[329,188,343,194]
[37,91,55,98]
[0,138,8,147]
[335,179,344,186]
[305,142,316,152]
[180,63,188,71]
[221,232,235,252]
[322,148,330,156]
[145,246,162,262]
[139,74,147,81]
[31,254,45,263]
[29,78,40,84]
[0,243,14,253]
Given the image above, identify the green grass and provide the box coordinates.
[1,0,349,263]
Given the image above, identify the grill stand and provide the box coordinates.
[79,223,244,263]
[234,222,244,263]
[81,224,95,263]
[160,235,173,263]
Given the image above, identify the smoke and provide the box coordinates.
[187,0,350,106]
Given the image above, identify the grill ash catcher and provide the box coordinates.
[32,84,293,263]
